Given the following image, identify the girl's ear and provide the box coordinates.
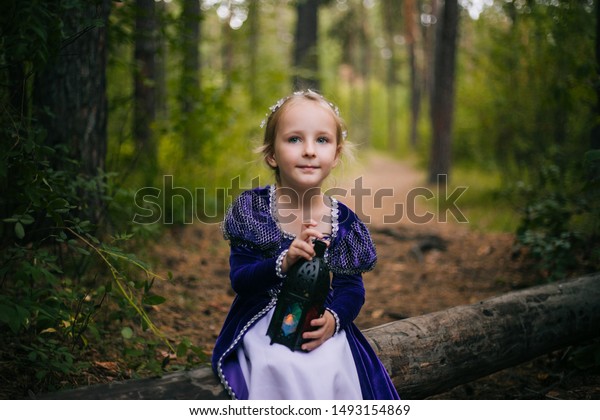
[332,145,342,168]
[266,154,278,169]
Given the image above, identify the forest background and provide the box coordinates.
[1,0,599,398]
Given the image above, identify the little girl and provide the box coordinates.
[211,90,399,400]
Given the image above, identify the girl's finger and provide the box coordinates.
[302,219,318,229]
[310,317,326,327]
[299,228,323,243]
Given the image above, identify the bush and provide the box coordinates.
[0,116,204,397]
[514,151,600,282]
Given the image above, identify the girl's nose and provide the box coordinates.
[303,140,316,157]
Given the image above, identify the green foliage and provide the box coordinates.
[0,0,203,397]
[452,2,598,280]
[1,0,66,70]
[514,152,600,282]
[456,2,595,174]
[437,166,520,232]
[0,117,183,393]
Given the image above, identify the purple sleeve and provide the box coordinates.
[326,272,366,330]
[229,245,281,297]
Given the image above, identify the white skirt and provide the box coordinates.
[237,307,362,400]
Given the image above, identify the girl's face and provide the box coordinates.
[267,99,340,192]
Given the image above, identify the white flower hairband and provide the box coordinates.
[259,90,347,139]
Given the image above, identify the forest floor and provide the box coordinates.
[12,153,599,400]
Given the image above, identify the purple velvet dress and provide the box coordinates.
[211,185,399,400]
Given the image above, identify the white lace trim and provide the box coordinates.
[275,249,288,279]
[216,297,278,399]
[326,307,341,335]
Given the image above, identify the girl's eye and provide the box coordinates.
[288,136,301,143]
[317,136,329,144]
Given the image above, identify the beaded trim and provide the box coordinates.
[216,297,278,399]
[275,249,288,278]
[325,197,339,265]
[326,307,341,335]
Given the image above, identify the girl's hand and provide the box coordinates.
[281,220,323,273]
[301,310,336,352]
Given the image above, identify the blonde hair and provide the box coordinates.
[257,90,349,179]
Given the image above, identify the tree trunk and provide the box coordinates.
[428,0,459,183]
[293,0,320,91]
[405,0,421,149]
[359,3,372,149]
[33,0,110,223]
[423,0,438,122]
[370,273,600,398]
[381,0,400,152]
[134,0,157,175]
[180,0,201,115]
[155,0,168,120]
[45,274,600,400]
[592,0,600,149]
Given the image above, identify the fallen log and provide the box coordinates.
[46,273,600,399]
[368,273,600,398]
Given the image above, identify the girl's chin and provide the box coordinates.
[278,178,325,190]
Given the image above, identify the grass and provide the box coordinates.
[441,165,520,233]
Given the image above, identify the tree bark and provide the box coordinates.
[405,0,422,149]
[293,0,320,91]
[155,0,168,120]
[180,0,201,115]
[34,1,110,175]
[134,0,157,174]
[428,0,459,183]
[33,0,110,223]
[370,273,600,398]
[381,0,401,152]
[44,274,600,400]
[423,0,438,111]
[592,0,600,149]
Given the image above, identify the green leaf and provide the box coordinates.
[121,326,134,339]
[20,214,35,225]
[144,278,155,293]
[0,304,17,333]
[35,370,48,381]
[15,222,25,239]
[143,295,166,306]
[176,341,189,358]
[75,246,91,256]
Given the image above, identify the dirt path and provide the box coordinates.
[333,152,427,227]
